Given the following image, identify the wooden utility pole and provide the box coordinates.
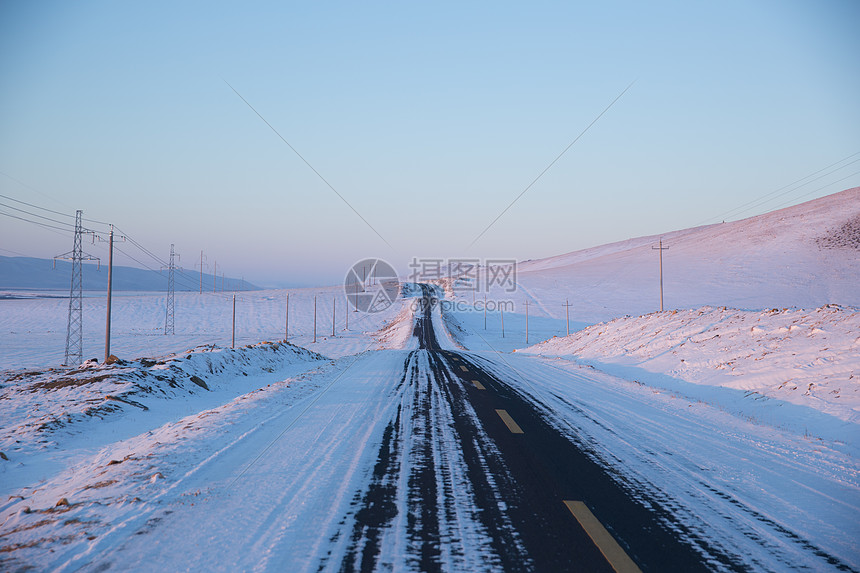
[104,225,114,362]
[332,297,336,337]
[284,293,289,342]
[501,306,505,338]
[484,294,487,330]
[199,250,203,294]
[524,300,530,345]
[563,299,572,336]
[652,238,669,311]
[313,295,317,343]
[231,294,236,348]
[353,277,359,312]
[213,260,217,293]
[345,295,349,330]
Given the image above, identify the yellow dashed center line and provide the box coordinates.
[472,380,485,390]
[495,409,524,434]
[459,365,469,373]
[563,500,642,573]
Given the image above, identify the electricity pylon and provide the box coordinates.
[163,244,179,335]
[54,210,98,366]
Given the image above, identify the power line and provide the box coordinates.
[222,78,393,249]
[112,244,162,274]
[0,246,29,257]
[110,228,202,292]
[0,179,241,293]
[0,192,77,220]
[0,209,76,234]
[468,80,636,249]
[1,196,219,293]
[114,226,169,268]
[109,244,201,292]
[768,168,860,212]
[726,157,860,222]
[170,269,202,292]
[0,200,77,228]
[109,227,205,291]
[102,227,232,294]
[0,189,110,227]
[696,151,860,226]
[111,246,195,292]
[0,171,73,212]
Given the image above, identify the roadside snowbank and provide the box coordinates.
[0,342,327,491]
[373,296,418,351]
[0,350,363,572]
[521,305,860,443]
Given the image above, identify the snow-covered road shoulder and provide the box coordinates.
[0,342,328,490]
[474,351,860,570]
[520,305,860,449]
[0,351,361,571]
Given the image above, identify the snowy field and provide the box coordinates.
[1,189,859,570]
[0,285,415,370]
[2,293,857,570]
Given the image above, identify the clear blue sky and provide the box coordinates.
[2,0,858,287]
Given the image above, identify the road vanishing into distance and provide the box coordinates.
[59,284,845,573]
[333,284,707,573]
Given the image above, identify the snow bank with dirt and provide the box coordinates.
[0,350,374,572]
[0,342,328,490]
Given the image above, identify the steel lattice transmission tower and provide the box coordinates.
[164,244,178,335]
[54,210,98,366]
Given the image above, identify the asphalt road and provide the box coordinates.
[341,285,717,572]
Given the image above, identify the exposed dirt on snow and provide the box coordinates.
[816,214,860,250]
[0,342,326,460]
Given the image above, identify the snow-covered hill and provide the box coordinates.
[440,189,860,452]
[510,187,860,322]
